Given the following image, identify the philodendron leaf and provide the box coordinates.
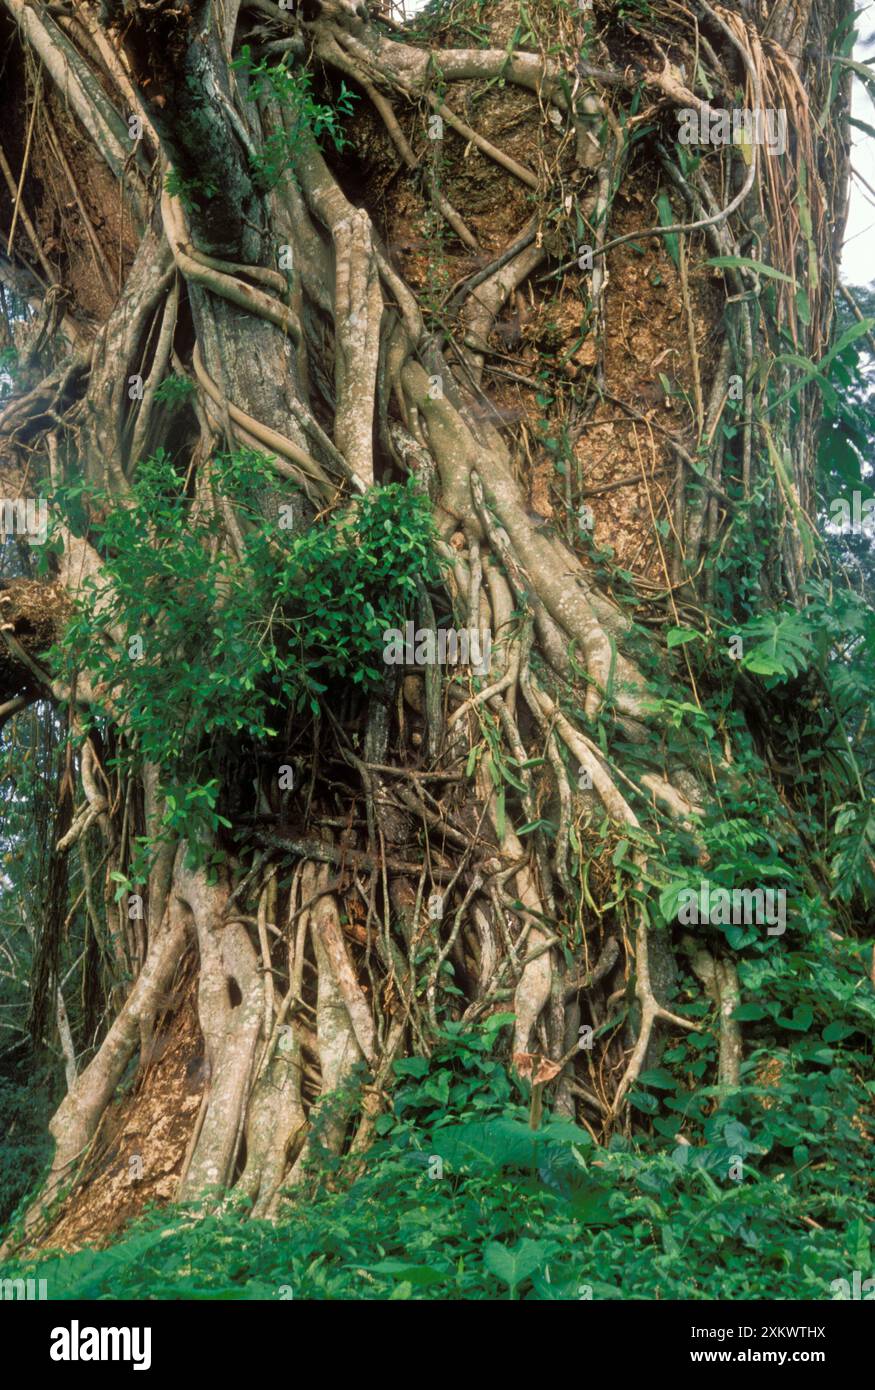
[484,1238,547,1291]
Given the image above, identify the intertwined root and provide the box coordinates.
[0,0,841,1236]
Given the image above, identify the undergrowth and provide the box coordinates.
[0,1065,52,1229]
[3,1019,870,1300]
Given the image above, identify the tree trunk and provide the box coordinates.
[0,0,856,1249]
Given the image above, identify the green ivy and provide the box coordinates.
[52,451,439,850]
[231,47,357,190]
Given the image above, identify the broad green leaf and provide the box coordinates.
[667,626,702,648]
[366,1260,447,1288]
[568,1186,618,1225]
[484,1238,547,1290]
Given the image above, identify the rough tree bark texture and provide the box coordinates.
[0,0,851,1247]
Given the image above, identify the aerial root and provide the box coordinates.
[191,344,338,498]
[360,78,479,250]
[162,193,302,342]
[610,920,704,1117]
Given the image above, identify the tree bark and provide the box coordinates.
[0,0,853,1247]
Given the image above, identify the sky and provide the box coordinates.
[843,7,875,286]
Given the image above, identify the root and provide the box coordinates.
[284,865,368,1189]
[610,920,704,1117]
[688,946,742,1088]
[0,0,839,1231]
[361,80,479,250]
[163,193,302,343]
[4,896,187,1251]
[176,858,263,1199]
[191,345,339,496]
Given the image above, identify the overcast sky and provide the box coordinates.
[842,6,875,285]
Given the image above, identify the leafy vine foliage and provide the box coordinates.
[56,457,436,851]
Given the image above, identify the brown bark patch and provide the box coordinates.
[30,94,137,319]
[574,191,721,579]
[39,973,203,1252]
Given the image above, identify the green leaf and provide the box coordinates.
[366,1260,447,1288]
[778,1005,814,1032]
[667,626,702,648]
[538,1119,594,1146]
[706,255,796,284]
[822,1022,855,1043]
[394,1057,430,1078]
[517,818,552,836]
[845,1218,871,1270]
[830,801,875,902]
[656,192,680,270]
[769,318,875,413]
[662,1225,681,1258]
[434,1118,539,1169]
[739,610,815,682]
[638,1068,678,1090]
[848,115,875,140]
[612,838,630,867]
[629,1089,658,1113]
[484,1239,547,1291]
[658,878,691,922]
[733,1002,768,1021]
[568,1186,618,1225]
[481,1011,516,1040]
